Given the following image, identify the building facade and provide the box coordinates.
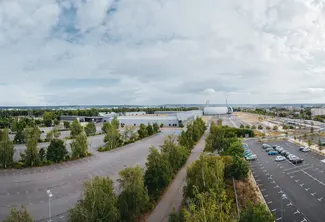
[311,108,325,116]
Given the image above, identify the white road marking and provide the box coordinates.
[272,209,277,212]
[300,183,304,187]
[318,197,323,201]
[264,195,269,197]
[287,202,293,206]
[267,201,272,204]
[276,217,282,221]
[311,192,316,196]
[261,189,266,191]
[295,180,299,183]
[294,210,300,214]
[305,188,310,191]
[59,215,64,219]
[301,218,307,222]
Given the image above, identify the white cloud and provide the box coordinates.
[1,0,325,105]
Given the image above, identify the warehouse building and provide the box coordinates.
[311,108,325,116]
[124,111,146,116]
[203,106,233,115]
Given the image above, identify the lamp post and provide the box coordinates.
[281,193,287,222]
[47,190,53,222]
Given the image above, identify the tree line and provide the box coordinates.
[3,118,206,222]
[169,121,273,222]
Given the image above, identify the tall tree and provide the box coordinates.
[43,111,54,127]
[104,127,121,150]
[46,127,61,141]
[85,122,96,136]
[3,205,33,222]
[70,133,88,159]
[228,155,249,180]
[138,124,148,139]
[111,117,120,130]
[153,123,160,133]
[23,126,41,167]
[69,176,120,222]
[46,139,68,163]
[217,119,223,126]
[0,129,15,168]
[147,124,154,136]
[63,121,70,129]
[185,155,225,199]
[118,166,150,222]
[70,119,83,138]
[102,122,112,133]
[161,135,189,173]
[223,140,244,157]
[144,147,173,201]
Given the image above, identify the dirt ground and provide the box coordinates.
[234,112,269,125]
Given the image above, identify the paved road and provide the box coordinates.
[247,139,325,221]
[0,129,180,221]
[147,131,208,222]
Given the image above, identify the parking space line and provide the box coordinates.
[287,166,313,174]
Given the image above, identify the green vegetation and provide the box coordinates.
[43,111,55,127]
[3,205,33,222]
[240,202,274,222]
[63,121,70,129]
[70,133,89,159]
[118,166,150,221]
[46,139,68,163]
[70,119,84,138]
[273,125,278,131]
[0,129,14,168]
[69,176,120,222]
[46,127,61,141]
[85,122,96,136]
[138,124,148,139]
[22,126,41,167]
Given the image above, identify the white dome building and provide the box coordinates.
[203,106,233,115]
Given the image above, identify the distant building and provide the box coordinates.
[311,108,325,116]
[124,111,146,116]
[203,106,233,115]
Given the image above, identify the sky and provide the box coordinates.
[1,0,325,106]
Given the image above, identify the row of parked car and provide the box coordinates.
[243,143,257,161]
[261,144,304,164]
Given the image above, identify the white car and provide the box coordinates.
[275,156,285,162]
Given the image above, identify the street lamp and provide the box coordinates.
[281,193,287,222]
[47,190,53,222]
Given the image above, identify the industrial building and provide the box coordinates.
[60,110,202,127]
[311,108,325,116]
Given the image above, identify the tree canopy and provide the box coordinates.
[85,122,96,136]
[0,129,14,168]
[240,202,274,222]
[46,139,68,163]
[70,133,88,159]
[70,120,83,138]
[3,205,33,222]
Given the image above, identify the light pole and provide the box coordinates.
[281,193,287,222]
[47,190,53,222]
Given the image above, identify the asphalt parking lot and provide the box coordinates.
[246,139,325,222]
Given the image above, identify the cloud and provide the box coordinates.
[1,0,325,105]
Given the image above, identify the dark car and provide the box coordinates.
[291,157,304,164]
[299,147,305,151]
[282,151,290,157]
[279,150,287,155]
[272,145,277,149]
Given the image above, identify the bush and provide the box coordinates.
[240,202,274,222]
[228,155,249,180]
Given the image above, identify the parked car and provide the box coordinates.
[282,151,290,157]
[246,154,257,161]
[268,151,278,155]
[275,156,285,162]
[262,144,270,149]
[299,147,305,151]
[272,145,277,149]
[302,148,310,152]
[287,154,297,160]
[265,148,273,152]
[291,157,304,164]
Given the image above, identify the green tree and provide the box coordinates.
[185,155,225,199]
[147,124,154,136]
[63,121,70,129]
[104,127,121,150]
[240,202,274,222]
[273,125,278,131]
[138,124,148,139]
[228,155,249,180]
[46,139,68,163]
[161,136,189,173]
[14,129,25,144]
[160,123,164,128]
[240,124,244,129]
[111,117,120,130]
[183,191,234,222]
[169,209,185,222]
[38,148,46,163]
[245,125,250,129]
[0,129,14,168]
[251,125,256,130]
[102,122,112,133]
[69,176,120,222]
[258,125,263,130]
[223,140,244,157]
[46,128,61,141]
[70,133,88,159]
[319,138,323,150]
[282,125,288,130]
[85,122,96,136]
[266,126,271,130]
[23,126,41,167]
[311,127,314,133]
[217,119,222,126]
[43,111,54,127]
[118,166,150,222]
[144,147,173,201]
[70,120,83,138]
[53,119,60,126]
[3,205,33,222]
[153,123,160,133]
[179,122,184,128]
[178,130,194,151]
